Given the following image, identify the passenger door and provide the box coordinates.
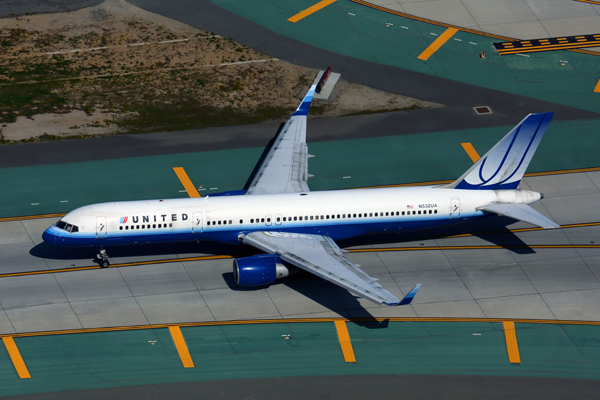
[450,198,460,219]
[192,212,203,233]
[96,216,107,238]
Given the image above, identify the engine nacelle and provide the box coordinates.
[233,254,293,286]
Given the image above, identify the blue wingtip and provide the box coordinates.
[292,84,317,116]
[398,283,421,305]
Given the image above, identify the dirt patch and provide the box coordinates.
[0,0,442,144]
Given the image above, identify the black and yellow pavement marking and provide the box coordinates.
[334,321,356,362]
[2,337,31,378]
[503,321,521,364]
[169,326,195,368]
[494,33,600,55]
[349,0,600,57]
[575,0,600,5]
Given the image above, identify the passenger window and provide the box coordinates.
[331,215,335,219]
[396,212,399,216]
[261,218,265,223]
[353,214,356,218]
[153,224,156,228]
[418,211,421,215]
[434,210,438,214]
[126,226,129,230]
[321,216,324,219]
[158,224,161,228]
[369,213,373,217]
[402,211,405,216]
[299,217,303,221]
[310,216,313,220]
[429,210,432,214]
[251,219,254,223]
[267,218,270,223]
[375,213,378,217]
[358,214,362,218]
[169,223,172,227]
[342,214,346,218]
[229,220,232,224]
[386,212,389,216]
[120,226,123,231]
[294,217,298,221]
[326,215,330,219]
[277,217,281,222]
[218,221,221,225]
[412,211,416,215]
[337,214,340,219]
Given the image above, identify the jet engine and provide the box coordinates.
[233,254,295,286]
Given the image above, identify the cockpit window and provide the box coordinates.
[55,220,79,233]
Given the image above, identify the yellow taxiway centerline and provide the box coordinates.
[503,321,521,364]
[417,27,458,61]
[173,167,201,198]
[334,321,356,362]
[461,142,480,163]
[168,326,195,368]
[2,337,31,378]
[4,317,600,340]
[288,0,337,23]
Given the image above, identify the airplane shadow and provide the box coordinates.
[29,240,259,261]
[223,270,389,328]
[336,215,536,254]
[29,214,538,321]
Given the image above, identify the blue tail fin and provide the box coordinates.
[447,112,554,190]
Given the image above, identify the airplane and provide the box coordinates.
[42,81,559,306]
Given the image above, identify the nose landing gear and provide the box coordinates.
[95,249,110,268]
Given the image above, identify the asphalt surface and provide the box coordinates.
[0,0,103,18]
[4,375,600,400]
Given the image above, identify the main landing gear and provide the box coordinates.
[95,249,110,268]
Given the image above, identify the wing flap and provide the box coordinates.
[478,203,560,229]
[242,231,402,305]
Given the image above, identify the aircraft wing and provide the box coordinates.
[478,203,560,229]
[245,85,316,195]
[242,231,416,306]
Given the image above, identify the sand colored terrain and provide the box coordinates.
[0,0,440,143]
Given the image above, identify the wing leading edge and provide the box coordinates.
[242,231,419,306]
[245,85,316,195]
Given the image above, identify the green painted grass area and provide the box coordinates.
[2,321,600,396]
[2,117,600,219]
[210,0,600,113]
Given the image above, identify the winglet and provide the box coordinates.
[292,84,317,116]
[398,283,421,305]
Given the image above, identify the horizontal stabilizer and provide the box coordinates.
[398,283,421,306]
[478,203,560,229]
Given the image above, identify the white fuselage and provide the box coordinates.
[42,186,542,247]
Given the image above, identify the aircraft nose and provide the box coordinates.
[42,228,56,244]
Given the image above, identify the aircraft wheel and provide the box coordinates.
[100,260,110,268]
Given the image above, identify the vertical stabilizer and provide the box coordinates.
[447,112,553,190]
